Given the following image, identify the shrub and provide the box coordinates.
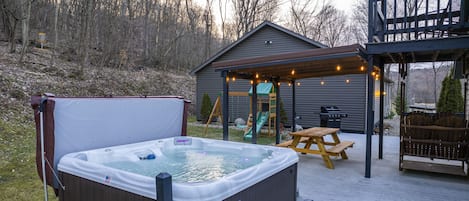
[200,93,213,122]
[279,98,288,124]
[393,92,407,115]
[437,69,464,113]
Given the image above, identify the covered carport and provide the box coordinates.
[211,44,384,178]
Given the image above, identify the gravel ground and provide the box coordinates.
[383,116,400,136]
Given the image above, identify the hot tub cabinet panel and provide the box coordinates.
[58,164,297,201]
[59,172,154,201]
[224,164,297,201]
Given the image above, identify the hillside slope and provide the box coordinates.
[0,42,196,122]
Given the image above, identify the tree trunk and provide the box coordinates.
[19,0,32,63]
[51,0,59,67]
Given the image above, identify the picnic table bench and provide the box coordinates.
[277,127,354,169]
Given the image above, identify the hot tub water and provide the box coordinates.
[103,148,271,183]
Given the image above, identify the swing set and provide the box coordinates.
[203,83,278,138]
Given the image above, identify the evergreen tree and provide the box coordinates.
[200,93,213,122]
[393,92,407,115]
[279,98,288,124]
[437,69,464,113]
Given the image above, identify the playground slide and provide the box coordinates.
[243,112,269,141]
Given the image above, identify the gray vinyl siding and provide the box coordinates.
[290,74,367,133]
[195,26,320,122]
[217,26,316,61]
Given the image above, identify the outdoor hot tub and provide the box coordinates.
[31,95,298,201]
[58,136,298,201]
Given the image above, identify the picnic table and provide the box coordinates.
[277,127,354,169]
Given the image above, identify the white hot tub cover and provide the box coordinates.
[31,95,190,189]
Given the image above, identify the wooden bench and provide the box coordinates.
[276,137,309,147]
[327,141,354,154]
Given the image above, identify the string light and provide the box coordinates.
[291,69,295,75]
[320,78,325,86]
[250,80,254,84]
[383,91,387,96]
[336,65,341,71]
[232,77,236,82]
[297,82,301,86]
[278,82,281,86]
[371,71,376,76]
[345,79,350,84]
[226,77,229,82]
[288,82,292,86]
[264,80,267,83]
[360,66,365,71]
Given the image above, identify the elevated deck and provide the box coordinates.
[368,0,469,64]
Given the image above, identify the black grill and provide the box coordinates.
[319,106,348,128]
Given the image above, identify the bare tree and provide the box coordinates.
[320,5,348,47]
[289,0,317,36]
[51,0,59,67]
[288,0,335,43]
[350,0,368,44]
[203,0,214,59]
[1,0,237,72]
[19,0,32,63]
[218,0,228,44]
[0,0,21,53]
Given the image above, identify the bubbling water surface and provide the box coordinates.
[103,147,271,183]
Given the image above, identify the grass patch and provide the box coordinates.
[186,122,277,145]
[0,119,58,201]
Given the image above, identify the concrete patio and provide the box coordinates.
[295,133,469,201]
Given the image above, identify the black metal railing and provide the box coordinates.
[370,0,469,43]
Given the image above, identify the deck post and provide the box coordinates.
[365,56,375,178]
[291,80,296,132]
[275,79,281,144]
[252,80,258,144]
[156,172,172,201]
[366,0,375,178]
[222,71,229,141]
[379,62,384,159]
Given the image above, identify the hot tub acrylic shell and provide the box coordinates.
[58,137,298,201]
